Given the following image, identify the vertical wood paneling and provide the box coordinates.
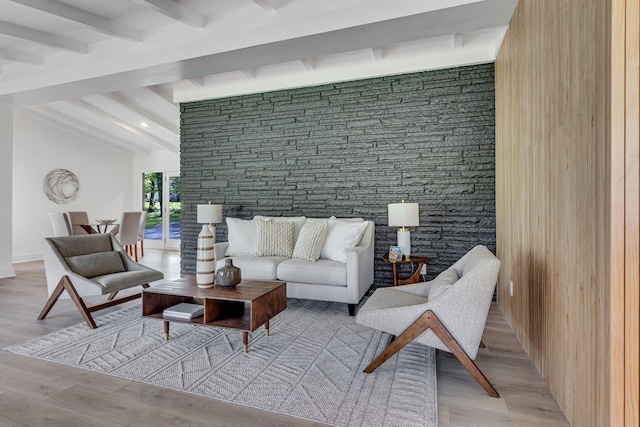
[610,0,626,424]
[495,1,613,425]
[624,0,640,424]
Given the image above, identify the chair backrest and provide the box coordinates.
[117,211,142,246]
[48,212,72,237]
[67,211,90,235]
[138,211,148,240]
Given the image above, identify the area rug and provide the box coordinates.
[5,299,437,427]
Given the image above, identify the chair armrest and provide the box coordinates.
[214,242,229,265]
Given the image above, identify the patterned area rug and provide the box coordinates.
[5,299,437,427]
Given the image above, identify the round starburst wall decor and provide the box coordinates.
[43,169,79,204]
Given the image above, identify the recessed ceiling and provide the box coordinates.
[0,0,518,154]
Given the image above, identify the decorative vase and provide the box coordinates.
[196,224,214,288]
[216,258,241,287]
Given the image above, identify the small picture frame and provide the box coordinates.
[389,245,403,261]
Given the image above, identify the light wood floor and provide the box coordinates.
[0,250,569,426]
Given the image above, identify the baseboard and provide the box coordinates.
[12,252,43,263]
[0,265,16,278]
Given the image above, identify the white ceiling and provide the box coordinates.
[0,0,518,155]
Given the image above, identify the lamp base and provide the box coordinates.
[397,229,411,258]
[196,224,214,288]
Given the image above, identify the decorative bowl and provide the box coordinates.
[96,219,116,225]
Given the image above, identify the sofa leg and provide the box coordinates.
[348,304,356,316]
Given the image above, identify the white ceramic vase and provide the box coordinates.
[196,224,214,288]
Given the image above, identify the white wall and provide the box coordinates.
[0,102,15,278]
[12,112,179,263]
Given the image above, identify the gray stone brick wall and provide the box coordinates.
[180,63,496,287]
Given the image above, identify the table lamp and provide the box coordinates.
[197,202,223,243]
[196,202,223,288]
[388,200,419,257]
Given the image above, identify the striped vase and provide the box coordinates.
[196,224,214,288]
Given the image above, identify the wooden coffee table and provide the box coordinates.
[142,276,287,352]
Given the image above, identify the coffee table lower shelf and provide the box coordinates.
[142,278,287,352]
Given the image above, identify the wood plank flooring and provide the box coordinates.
[0,250,569,426]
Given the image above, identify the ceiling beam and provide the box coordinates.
[371,47,385,61]
[143,85,176,105]
[101,92,179,135]
[70,99,179,152]
[0,20,87,53]
[0,47,42,64]
[8,0,142,42]
[300,58,316,71]
[251,0,277,14]
[134,0,205,28]
[23,106,138,156]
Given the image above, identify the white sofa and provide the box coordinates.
[213,216,375,315]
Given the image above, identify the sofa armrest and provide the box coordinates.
[214,242,229,265]
[345,221,375,303]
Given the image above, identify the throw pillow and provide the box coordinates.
[292,221,328,262]
[225,218,257,256]
[427,269,460,301]
[320,218,367,263]
[65,251,126,278]
[256,220,295,257]
[253,216,307,242]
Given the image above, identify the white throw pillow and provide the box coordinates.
[256,220,295,257]
[225,217,257,256]
[292,221,328,262]
[427,269,460,301]
[320,218,367,263]
[254,215,307,242]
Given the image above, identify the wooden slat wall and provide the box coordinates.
[495,1,615,425]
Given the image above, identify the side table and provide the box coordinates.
[382,254,431,286]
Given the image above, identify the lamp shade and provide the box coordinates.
[388,201,419,227]
[197,203,222,224]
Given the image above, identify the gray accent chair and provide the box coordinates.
[38,233,164,328]
[356,245,501,397]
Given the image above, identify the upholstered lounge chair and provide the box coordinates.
[356,245,501,397]
[38,234,164,328]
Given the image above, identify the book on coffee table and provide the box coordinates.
[162,302,204,320]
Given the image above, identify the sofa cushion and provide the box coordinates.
[216,256,288,281]
[427,269,460,301]
[254,216,307,242]
[292,221,328,262]
[65,251,126,278]
[92,269,164,292]
[320,218,367,263]
[256,220,294,257]
[277,258,347,286]
[225,218,257,256]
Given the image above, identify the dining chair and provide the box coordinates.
[67,211,90,235]
[48,212,72,237]
[115,211,142,261]
[137,211,148,258]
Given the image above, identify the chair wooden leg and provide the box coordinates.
[140,239,144,257]
[38,276,97,329]
[364,310,499,398]
[480,340,486,348]
[107,292,118,301]
[133,243,139,262]
[37,277,66,320]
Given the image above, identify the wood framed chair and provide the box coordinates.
[356,245,501,397]
[111,211,142,261]
[38,233,164,329]
[67,211,90,235]
[137,211,147,258]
